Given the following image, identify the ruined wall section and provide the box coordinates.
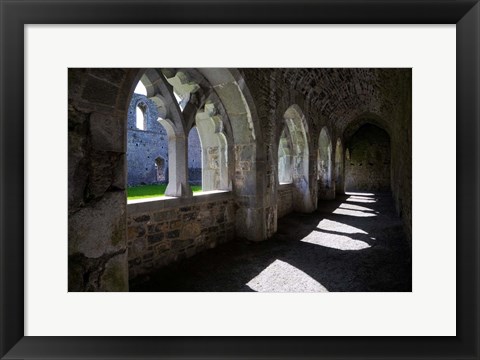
[127,94,169,186]
[68,68,136,291]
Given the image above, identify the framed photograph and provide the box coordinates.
[1,0,479,359]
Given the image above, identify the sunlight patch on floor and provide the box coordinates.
[302,231,371,250]
[339,203,375,212]
[317,219,367,234]
[346,196,377,204]
[246,259,329,292]
[333,207,377,217]
[345,192,376,196]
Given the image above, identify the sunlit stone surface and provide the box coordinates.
[316,218,367,234]
[246,260,329,292]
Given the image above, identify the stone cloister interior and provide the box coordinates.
[68,68,411,292]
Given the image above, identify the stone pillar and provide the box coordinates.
[165,134,193,197]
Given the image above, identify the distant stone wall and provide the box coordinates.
[127,192,235,279]
[127,94,169,186]
[277,184,294,218]
[127,94,203,187]
[345,124,391,192]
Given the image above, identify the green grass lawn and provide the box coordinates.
[127,184,202,200]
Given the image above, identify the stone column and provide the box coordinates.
[165,134,192,198]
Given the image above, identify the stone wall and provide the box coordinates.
[277,184,294,218]
[127,94,169,186]
[68,68,135,291]
[388,71,412,244]
[127,192,235,279]
[345,124,391,192]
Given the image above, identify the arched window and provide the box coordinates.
[155,156,167,183]
[134,80,147,96]
[195,101,229,192]
[135,103,146,130]
[280,105,314,213]
[278,128,293,184]
[188,127,202,189]
[126,79,169,197]
[318,127,332,188]
[127,71,235,199]
[345,123,391,192]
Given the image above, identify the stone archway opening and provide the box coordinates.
[155,156,167,183]
[127,77,170,192]
[281,105,313,213]
[278,127,293,184]
[187,126,202,188]
[318,127,333,200]
[345,123,391,192]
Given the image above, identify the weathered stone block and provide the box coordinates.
[89,68,127,85]
[82,76,118,106]
[153,240,171,254]
[69,191,126,258]
[153,210,177,222]
[134,214,150,223]
[99,252,128,292]
[171,239,194,250]
[183,212,196,221]
[148,233,164,244]
[68,68,87,101]
[167,230,180,239]
[90,112,125,153]
[181,222,201,238]
[148,223,168,234]
[129,238,147,258]
[169,220,182,230]
[128,225,146,240]
[87,151,124,199]
[199,215,213,228]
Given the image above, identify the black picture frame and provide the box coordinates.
[1,1,478,359]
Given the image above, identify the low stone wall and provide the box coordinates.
[277,184,294,218]
[127,191,235,279]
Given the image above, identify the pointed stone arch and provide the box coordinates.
[278,125,294,184]
[318,127,333,200]
[282,105,314,213]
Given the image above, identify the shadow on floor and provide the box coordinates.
[130,192,412,292]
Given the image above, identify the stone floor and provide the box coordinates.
[130,192,412,292]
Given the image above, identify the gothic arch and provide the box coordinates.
[318,126,333,200]
[280,105,314,213]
